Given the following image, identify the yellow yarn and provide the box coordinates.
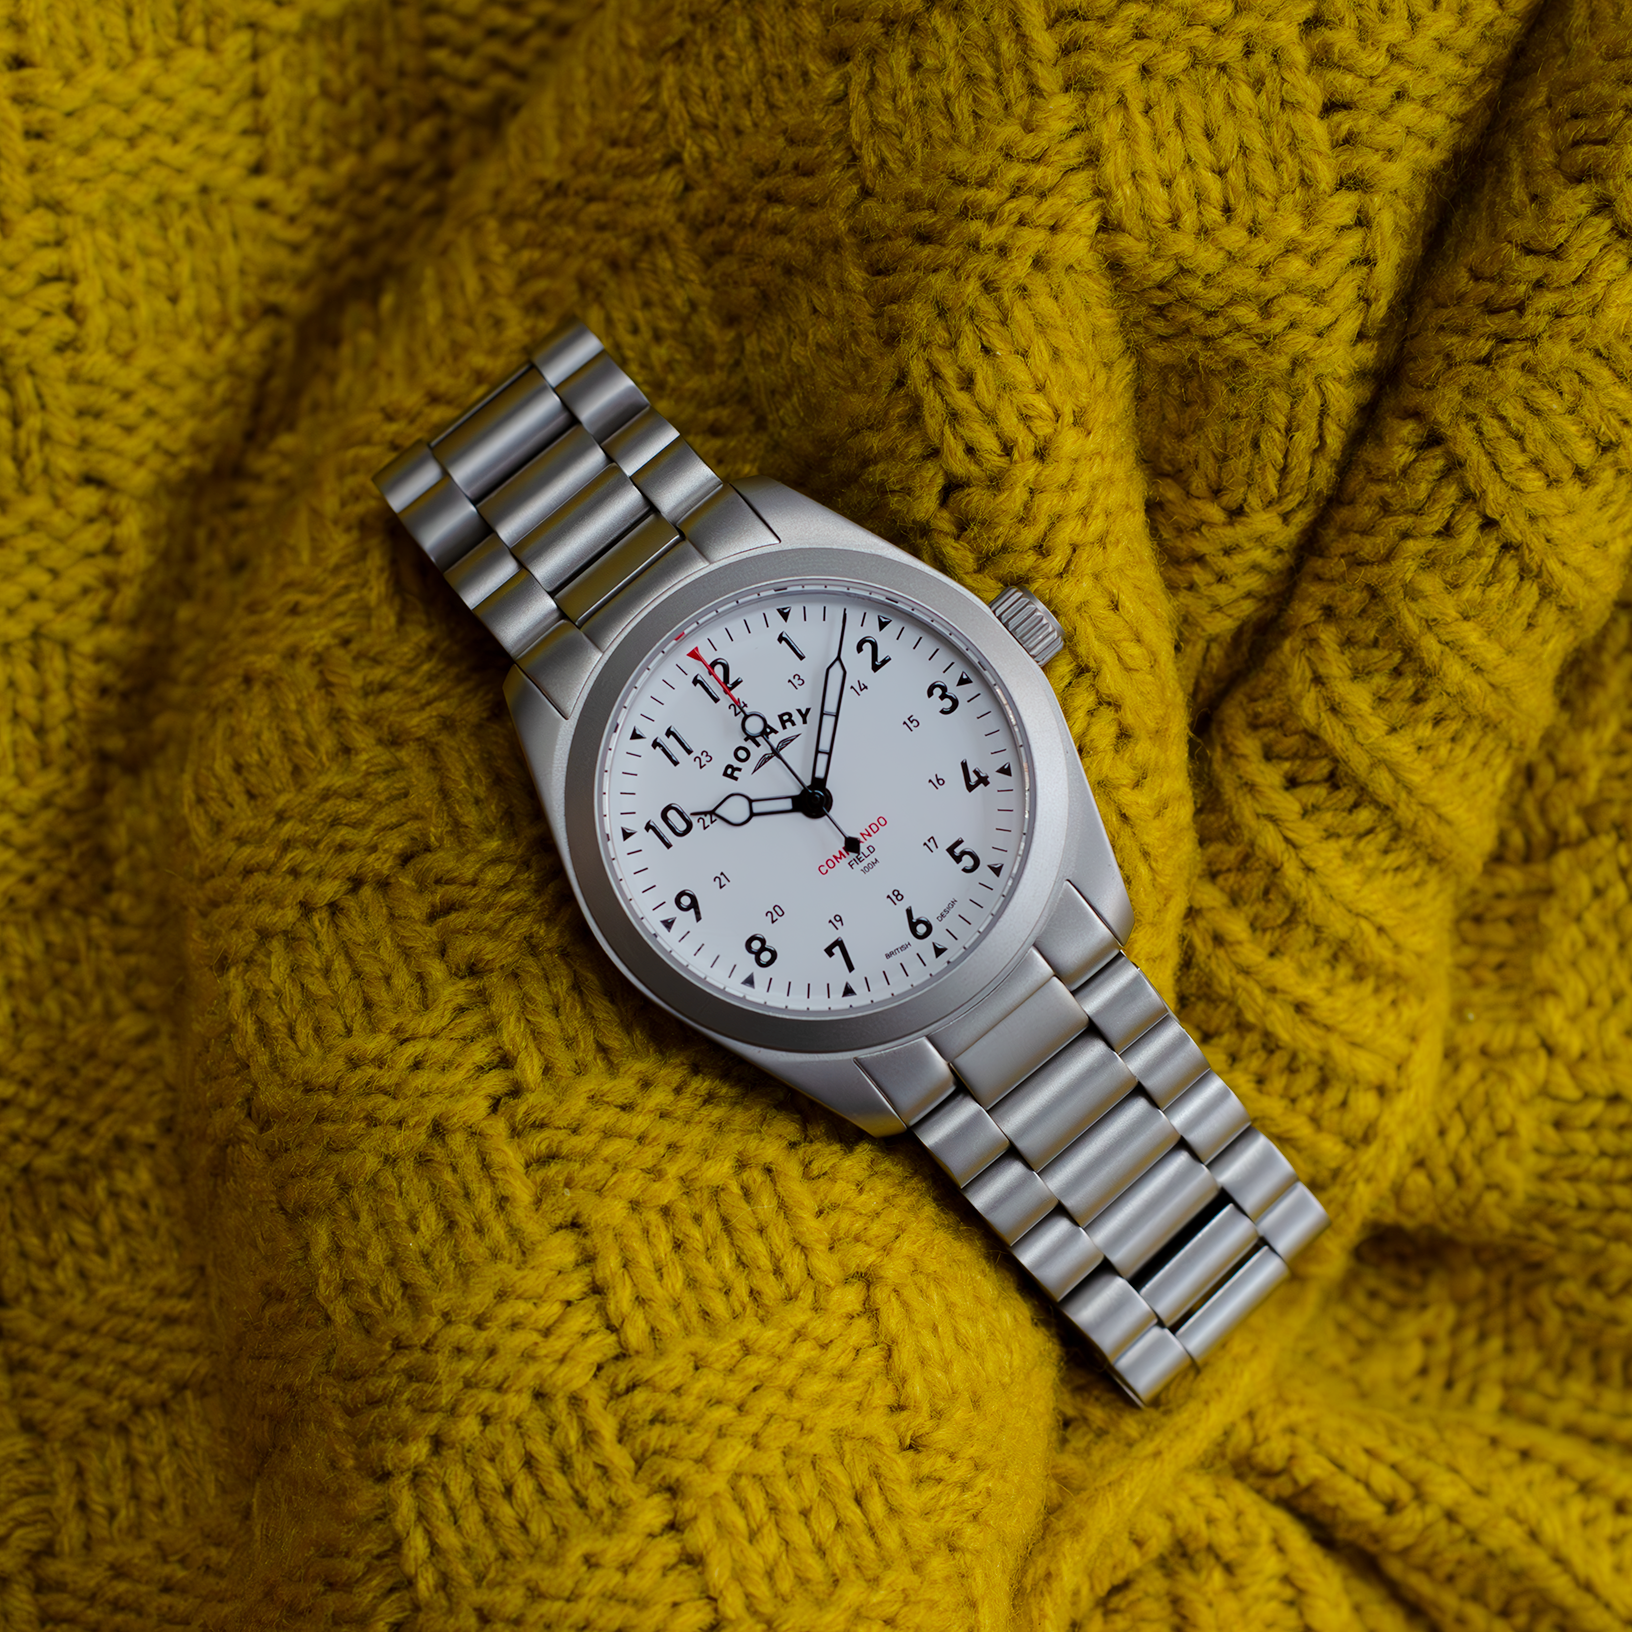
[1,0,1629,1625]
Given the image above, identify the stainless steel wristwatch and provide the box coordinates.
[374,320,1328,1404]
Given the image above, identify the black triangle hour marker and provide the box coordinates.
[988,863,1003,878]
[777,607,791,621]
[957,671,973,686]
[933,943,947,958]
[996,763,1012,777]
[877,616,891,630]
[621,827,636,840]
[631,727,645,740]
[842,983,856,997]
[661,918,675,931]
[742,972,756,988]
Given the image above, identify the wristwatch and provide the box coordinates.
[374,320,1328,1404]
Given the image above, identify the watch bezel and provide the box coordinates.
[559,539,1080,1056]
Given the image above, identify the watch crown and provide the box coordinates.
[989,586,1065,666]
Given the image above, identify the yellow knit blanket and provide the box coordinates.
[2,0,1629,1625]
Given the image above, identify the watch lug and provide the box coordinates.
[503,661,571,842]
[681,483,782,562]
[712,1037,909,1137]
[733,477,908,561]
[1068,773,1134,944]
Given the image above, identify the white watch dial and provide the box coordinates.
[596,580,1032,1013]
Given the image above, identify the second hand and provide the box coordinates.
[687,648,861,854]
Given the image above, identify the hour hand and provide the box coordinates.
[694,792,800,826]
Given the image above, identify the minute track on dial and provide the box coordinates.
[600,585,1027,1013]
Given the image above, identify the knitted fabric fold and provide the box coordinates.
[1,0,1629,1627]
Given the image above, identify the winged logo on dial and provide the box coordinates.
[751,733,800,774]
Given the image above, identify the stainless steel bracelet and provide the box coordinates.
[376,323,1327,1406]
[859,883,1328,1403]
[375,320,776,719]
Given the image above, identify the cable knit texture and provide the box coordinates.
[1,0,1629,1627]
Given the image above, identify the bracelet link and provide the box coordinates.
[376,320,758,722]
[890,888,1326,1403]
[433,364,566,498]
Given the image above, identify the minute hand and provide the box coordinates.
[808,613,848,798]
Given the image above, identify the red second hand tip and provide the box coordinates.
[687,647,744,709]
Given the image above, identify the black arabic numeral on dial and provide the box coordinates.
[855,636,891,672]
[643,804,694,850]
[651,724,694,767]
[778,631,806,661]
[745,934,778,968]
[687,650,747,705]
[905,906,932,940]
[960,759,990,792]
[945,836,980,874]
[675,890,701,922]
[926,681,958,715]
[824,936,854,973]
